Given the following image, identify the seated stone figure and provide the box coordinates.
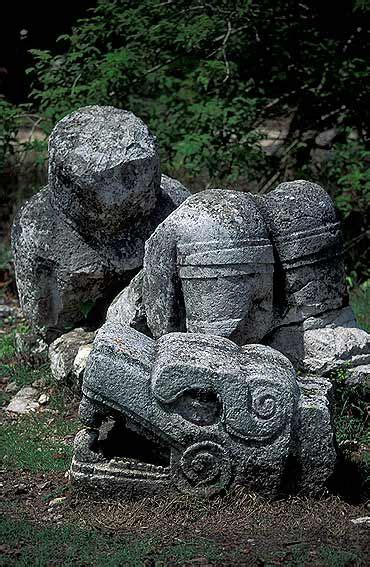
[259,180,369,375]
[109,189,275,345]
[71,322,335,497]
[12,106,189,342]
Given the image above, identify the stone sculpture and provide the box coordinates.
[11,105,189,342]
[71,179,369,498]
[71,323,335,497]
[108,182,369,376]
[11,105,366,497]
[260,180,370,375]
[108,189,275,344]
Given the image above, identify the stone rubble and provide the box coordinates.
[6,386,40,414]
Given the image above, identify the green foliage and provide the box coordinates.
[0,100,48,172]
[320,138,370,284]
[0,99,21,169]
[0,330,16,361]
[266,543,361,567]
[350,280,370,331]
[0,244,14,300]
[24,0,369,187]
[2,0,369,283]
[331,367,368,446]
[327,139,370,220]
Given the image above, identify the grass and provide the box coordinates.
[1,412,79,472]
[0,328,17,360]
[0,517,223,567]
[331,367,369,446]
[266,543,362,567]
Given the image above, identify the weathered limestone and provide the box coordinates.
[12,106,190,342]
[6,386,39,414]
[267,307,370,375]
[71,322,335,497]
[258,181,369,375]
[91,178,370,499]
[109,190,274,344]
[10,100,367,499]
[346,365,370,386]
[49,328,95,390]
[106,271,147,333]
[294,376,336,494]
[259,180,346,326]
[144,189,274,344]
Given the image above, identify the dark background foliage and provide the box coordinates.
[1,0,369,284]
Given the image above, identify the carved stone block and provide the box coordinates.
[71,323,335,497]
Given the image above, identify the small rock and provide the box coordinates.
[6,386,39,414]
[346,365,369,386]
[73,343,93,383]
[315,127,337,147]
[5,382,18,393]
[48,496,67,507]
[49,328,95,390]
[38,393,50,405]
[310,147,334,167]
[350,516,370,526]
[0,305,13,319]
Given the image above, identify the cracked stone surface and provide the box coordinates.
[71,322,336,497]
[11,106,190,342]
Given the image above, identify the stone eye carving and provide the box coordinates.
[171,441,232,496]
[11,107,366,498]
[252,391,277,420]
[169,388,222,426]
[73,323,302,496]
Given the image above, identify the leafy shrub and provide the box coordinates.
[331,367,368,446]
[0,99,22,170]
[1,0,369,282]
[24,1,370,186]
[321,138,370,285]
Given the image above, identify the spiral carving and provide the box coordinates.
[173,441,232,496]
[252,391,277,420]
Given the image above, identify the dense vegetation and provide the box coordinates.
[1,0,369,282]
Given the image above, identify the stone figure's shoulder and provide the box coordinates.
[159,174,191,208]
[12,186,51,230]
[12,185,104,268]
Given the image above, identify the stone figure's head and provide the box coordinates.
[143,189,274,344]
[72,323,299,497]
[260,180,346,326]
[48,105,160,240]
